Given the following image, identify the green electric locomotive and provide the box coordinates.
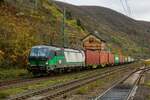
[27,45,85,75]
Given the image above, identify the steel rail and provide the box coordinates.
[95,67,150,100]
[8,66,131,100]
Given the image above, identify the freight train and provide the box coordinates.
[27,45,134,76]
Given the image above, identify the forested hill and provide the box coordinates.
[0,0,87,67]
[55,1,150,58]
[0,0,150,68]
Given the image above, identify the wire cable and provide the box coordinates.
[124,0,132,16]
[120,0,128,15]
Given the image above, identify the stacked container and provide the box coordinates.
[114,54,120,65]
[127,56,131,63]
[85,50,100,65]
[99,51,109,66]
[119,55,124,64]
[108,52,114,65]
[124,57,128,63]
[85,50,111,67]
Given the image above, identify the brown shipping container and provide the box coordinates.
[108,52,114,65]
[123,56,125,64]
[119,55,124,64]
[100,51,109,65]
[85,50,100,65]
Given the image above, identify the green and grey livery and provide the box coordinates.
[28,45,85,75]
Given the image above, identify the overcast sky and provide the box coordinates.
[56,0,150,22]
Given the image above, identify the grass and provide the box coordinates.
[145,81,150,86]
[0,92,9,99]
[143,75,150,100]
[0,68,107,99]
[0,68,30,99]
[75,67,132,95]
[0,88,23,99]
[0,63,138,99]
[0,68,30,82]
[66,19,85,33]
[42,1,62,18]
[148,96,150,100]
[76,80,105,95]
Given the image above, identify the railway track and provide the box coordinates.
[0,77,52,90]
[95,67,150,100]
[0,68,105,90]
[0,64,134,90]
[8,65,135,100]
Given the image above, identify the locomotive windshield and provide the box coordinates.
[30,47,49,57]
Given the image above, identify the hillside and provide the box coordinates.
[55,1,150,58]
[0,0,87,67]
[1,0,150,68]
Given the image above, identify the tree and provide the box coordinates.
[0,0,4,5]
[76,19,85,30]
[66,10,72,20]
[76,19,81,26]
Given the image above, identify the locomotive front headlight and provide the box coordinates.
[46,62,48,65]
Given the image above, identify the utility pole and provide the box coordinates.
[142,31,146,59]
[62,8,66,47]
[35,0,38,9]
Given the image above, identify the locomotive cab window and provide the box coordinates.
[30,47,50,57]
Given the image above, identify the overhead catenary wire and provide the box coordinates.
[120,0,128,15]
[120,0,132,17]
[124,0,132,16]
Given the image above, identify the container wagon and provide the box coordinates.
[100,51,109,67]
[85,50,109,68]
[119,55,124,64]
[85,50,100,68]
[127,56,132,63]
[114,54,120,65]
[124,57,128,63]
[108,52,114,65]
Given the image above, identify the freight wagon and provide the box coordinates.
[124,57,128,63]
[108,52,114,65]
[85,50,100,68]
[85,50,110,68]
[100,51,109,67]
[114,54,120,65]
[119,55,124,64]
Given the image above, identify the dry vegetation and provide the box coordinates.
[55,1,150,58]
[0,0,87,68]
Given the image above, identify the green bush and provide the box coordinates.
[0,68,29,81]
[0,92,9,99]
